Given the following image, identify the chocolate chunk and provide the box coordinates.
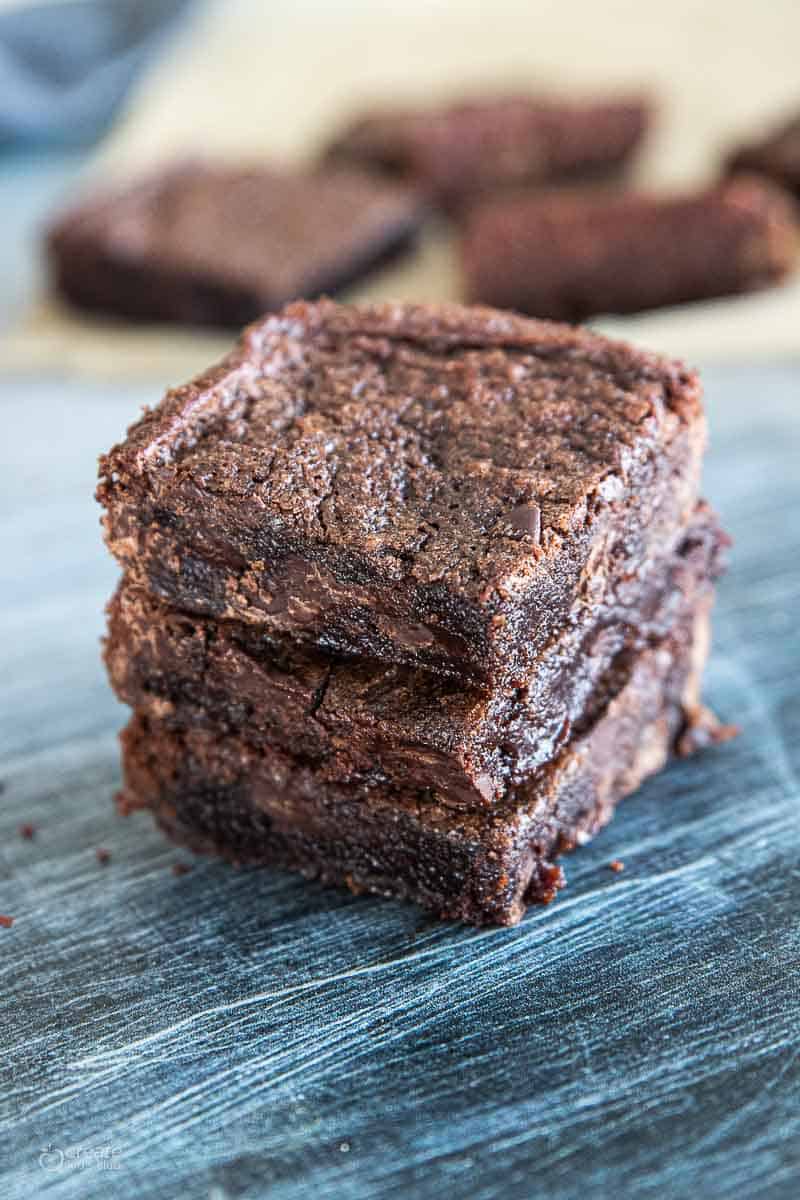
[507,503,541,541]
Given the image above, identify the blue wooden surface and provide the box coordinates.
[1,364,799,1200]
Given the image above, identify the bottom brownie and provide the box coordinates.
[118,602,717,925]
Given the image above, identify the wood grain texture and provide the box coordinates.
[1,367,799,1200]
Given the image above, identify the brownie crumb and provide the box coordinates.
[609,859,625,873]
[96,847,112,866]
[18,823,36,840]
[171,862,192,877]
[0,915,15,928]
[677,706,741,757]
[540,863,567,904]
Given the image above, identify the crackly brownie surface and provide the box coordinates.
[98,299,705,684]
[727,114,800,198]
[324,93,650,205]
[47,163,424,327]
[118,602,709,926]
[462,177,798,321]
[106,504,725,809]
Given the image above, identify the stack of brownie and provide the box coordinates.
[99,299,729,925]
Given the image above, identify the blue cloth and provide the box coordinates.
[0,0,193,147]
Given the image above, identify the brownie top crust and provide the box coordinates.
[99,300,703,681]
[47,162,423,316]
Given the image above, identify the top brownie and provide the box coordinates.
[47,162,424,327]
[324,93,650,206]
[98,300,705,686]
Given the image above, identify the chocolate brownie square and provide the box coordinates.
[324,93,650,207]
[727,112,800,200]
[47,162,425,327]
[462,178,797,321]
[98,300,707,688]
[105,504,725,810]
[118,598,712,926]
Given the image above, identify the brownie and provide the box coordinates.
[105,504,725,810]
[727,113,800,200]
[462,178,798,321]
[118,600,712,926]
[46,162,425,327]
[324,93,650,207]
[98,299,706,689]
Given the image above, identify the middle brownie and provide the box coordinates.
[106,503,724,811]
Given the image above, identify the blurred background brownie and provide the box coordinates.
[462,177,798,320]
[324,92,651,207]
[727,111,800,200]
[46,161,425,327]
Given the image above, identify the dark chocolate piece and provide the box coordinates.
[98,299,706,688]
[324,93,650,206]
[462,178,797,321]
[727,113,800,200]
[117,604,707,927]
[47,162,425,327]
